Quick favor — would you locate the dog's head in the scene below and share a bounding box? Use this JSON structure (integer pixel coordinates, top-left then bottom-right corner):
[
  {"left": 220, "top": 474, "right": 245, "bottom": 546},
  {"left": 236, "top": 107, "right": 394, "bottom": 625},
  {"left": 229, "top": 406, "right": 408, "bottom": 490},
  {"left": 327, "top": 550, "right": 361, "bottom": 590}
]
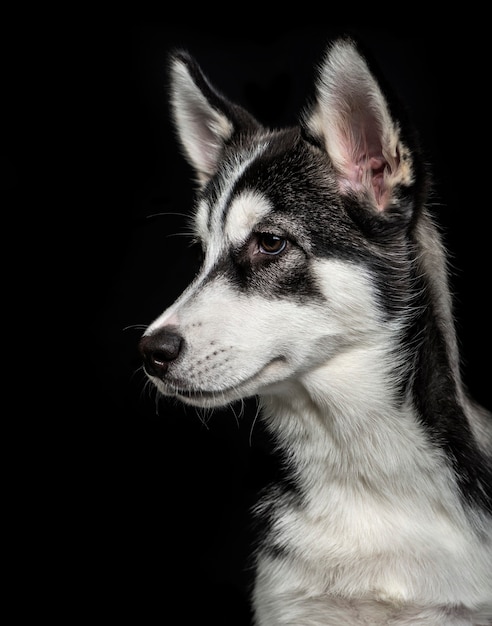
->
[{"left": 139, "top": 38, "right": 430, "bottom": 408}]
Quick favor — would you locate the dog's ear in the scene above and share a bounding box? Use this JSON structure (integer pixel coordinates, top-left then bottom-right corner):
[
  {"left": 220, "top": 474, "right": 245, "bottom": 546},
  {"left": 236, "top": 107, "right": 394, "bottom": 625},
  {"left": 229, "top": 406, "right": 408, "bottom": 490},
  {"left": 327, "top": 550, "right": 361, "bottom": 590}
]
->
[
  {"left": 303, "top": 38, "right": 414, "bottom": 213},
  {"left": 169, "top": 51, "right": 261, "bottom": 187}
]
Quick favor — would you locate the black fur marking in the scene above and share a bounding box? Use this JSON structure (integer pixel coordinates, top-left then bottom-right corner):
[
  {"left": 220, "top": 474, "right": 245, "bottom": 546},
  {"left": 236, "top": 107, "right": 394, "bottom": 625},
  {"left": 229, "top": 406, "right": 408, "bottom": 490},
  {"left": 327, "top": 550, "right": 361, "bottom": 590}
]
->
[
  {"left": 199, "top": 129, "right": 426, "bottom": 321},
  {"left": 202, "top": 242, "right": 326, "bottom": 303},
  {"left": 412, "top": 296, "right": 492, "bottom": 513}
]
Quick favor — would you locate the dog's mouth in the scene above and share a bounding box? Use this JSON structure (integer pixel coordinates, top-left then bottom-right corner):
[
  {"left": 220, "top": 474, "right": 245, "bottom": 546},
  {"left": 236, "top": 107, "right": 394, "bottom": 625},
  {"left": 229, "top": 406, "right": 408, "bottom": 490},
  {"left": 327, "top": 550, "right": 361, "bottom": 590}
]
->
[{"left": 150, "top": 355, "right": 288, "bottom": 406}]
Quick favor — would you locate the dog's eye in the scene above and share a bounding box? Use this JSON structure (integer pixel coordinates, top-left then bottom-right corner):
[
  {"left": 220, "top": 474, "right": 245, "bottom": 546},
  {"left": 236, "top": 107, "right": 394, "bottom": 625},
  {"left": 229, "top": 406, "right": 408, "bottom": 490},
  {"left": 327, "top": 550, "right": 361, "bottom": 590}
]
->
[{"left": 258, "top": 233, "right": 287, "bottom": 255}]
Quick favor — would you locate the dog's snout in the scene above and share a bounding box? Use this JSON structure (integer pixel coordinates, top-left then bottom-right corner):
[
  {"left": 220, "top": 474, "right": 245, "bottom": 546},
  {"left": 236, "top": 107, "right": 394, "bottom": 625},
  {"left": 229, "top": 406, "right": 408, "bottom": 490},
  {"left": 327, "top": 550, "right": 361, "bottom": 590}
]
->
[{"left": 139, "top": 327, "right": 183, "bottom": 378}]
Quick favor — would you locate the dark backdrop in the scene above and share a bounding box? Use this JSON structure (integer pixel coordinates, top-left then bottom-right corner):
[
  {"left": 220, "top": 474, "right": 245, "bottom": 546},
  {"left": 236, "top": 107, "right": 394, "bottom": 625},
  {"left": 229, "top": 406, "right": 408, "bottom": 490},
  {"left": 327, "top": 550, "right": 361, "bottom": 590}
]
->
[{"left": 24, "top": 21, "right": 489, "bottom": 624}]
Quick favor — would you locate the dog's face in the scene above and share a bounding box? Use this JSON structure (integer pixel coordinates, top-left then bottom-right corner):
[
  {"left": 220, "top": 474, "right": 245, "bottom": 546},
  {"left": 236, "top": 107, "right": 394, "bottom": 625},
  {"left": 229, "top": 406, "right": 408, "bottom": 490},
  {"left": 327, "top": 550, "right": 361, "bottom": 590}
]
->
[
  {"left": 141, "top": 131, "right": 385, "bottom": 407},
  {"left": 139, "top": 39, "right": 423, "bottom": 408}
]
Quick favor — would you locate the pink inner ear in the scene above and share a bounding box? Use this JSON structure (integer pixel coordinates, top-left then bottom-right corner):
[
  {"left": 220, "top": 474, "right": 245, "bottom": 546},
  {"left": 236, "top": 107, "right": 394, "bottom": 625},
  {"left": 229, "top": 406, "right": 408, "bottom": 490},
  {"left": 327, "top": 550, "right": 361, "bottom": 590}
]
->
[
  {"left": 341, "top": 116, "right": 398, "bottom": 211},
  {"left": 368, "top": 155, "right": 388, "bottom": 208}
]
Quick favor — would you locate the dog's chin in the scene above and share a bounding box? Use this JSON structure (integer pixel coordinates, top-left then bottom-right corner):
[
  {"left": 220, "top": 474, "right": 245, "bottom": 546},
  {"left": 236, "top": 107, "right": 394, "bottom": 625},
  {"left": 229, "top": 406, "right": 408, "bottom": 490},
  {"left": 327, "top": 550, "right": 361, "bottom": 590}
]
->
[
  {"left": 159, "top": 385, "right": 246, "bottom": 409},
  {"left": 149, "top": 356, "right": 289, "bottom": 408}
]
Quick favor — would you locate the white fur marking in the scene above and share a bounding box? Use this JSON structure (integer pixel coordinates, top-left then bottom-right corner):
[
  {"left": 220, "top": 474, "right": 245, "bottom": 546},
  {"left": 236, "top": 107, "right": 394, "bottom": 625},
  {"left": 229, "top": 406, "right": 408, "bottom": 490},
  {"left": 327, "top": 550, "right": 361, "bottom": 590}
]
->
[
  {"left": 193, "top": 143, "right": 269, "bottom": 251},
  {"left": 224, "top": 190, "right": 272, "bottom": 247}
]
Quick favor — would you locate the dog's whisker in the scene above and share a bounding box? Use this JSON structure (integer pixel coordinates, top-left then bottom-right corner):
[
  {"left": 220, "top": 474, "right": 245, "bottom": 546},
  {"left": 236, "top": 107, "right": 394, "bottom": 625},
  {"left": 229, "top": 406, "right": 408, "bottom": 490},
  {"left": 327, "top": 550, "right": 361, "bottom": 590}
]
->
[
  {"left": 230, "top": 402, "right": 241, "bottom": 428},
  {"left": 145, "top": 211, "right": 189, "bottom": 219},
  {"left": 153, "top": 390, "right": 162, "bottom": 417},
  {"left": 248, "top": 400, "right": 261, "bottom": 447},
  {"left": 122, "top": 324, "right": 148, "bottom": 332},
  {"left": 165, "top": 232, "right": 194, "bottom": 239},
  {"left": 194, "top": 405, "right": 211, "bottom": 429},
  {"left": 130, "top": 364, "right": 146, "bottom": 384}
]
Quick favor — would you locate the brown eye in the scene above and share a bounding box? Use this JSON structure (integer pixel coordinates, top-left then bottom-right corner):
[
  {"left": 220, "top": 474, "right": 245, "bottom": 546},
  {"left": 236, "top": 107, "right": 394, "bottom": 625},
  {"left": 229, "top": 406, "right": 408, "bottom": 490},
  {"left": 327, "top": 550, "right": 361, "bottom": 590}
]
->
[{"left": 258, "top": 233, "right": 287, "bottom": 255}]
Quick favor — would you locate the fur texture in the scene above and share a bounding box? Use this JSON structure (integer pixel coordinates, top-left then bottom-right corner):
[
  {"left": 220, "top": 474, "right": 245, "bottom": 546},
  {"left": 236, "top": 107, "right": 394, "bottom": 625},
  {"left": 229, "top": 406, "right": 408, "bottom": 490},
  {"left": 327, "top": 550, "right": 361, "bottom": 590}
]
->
[{"left": 139, "top": 37, "right": 492, "bottom": 624}]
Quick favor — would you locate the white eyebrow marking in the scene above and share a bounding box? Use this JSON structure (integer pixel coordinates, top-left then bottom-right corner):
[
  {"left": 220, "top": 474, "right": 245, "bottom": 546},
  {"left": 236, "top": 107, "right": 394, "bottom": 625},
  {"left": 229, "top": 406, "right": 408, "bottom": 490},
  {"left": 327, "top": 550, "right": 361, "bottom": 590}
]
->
[
  {"left": 193, "top": 141, "right": 270, "bottom": 267},
  {"left": 225, "top": 189, "right": 272, "bottom": 247}
]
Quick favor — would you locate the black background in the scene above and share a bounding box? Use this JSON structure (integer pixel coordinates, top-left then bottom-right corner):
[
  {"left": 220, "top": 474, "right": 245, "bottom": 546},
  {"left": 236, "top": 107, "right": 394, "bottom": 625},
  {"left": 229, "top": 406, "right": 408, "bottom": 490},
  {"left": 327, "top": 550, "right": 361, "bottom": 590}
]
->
[{"left": 7, "top": 19, "right": 491, "bottom": 624}]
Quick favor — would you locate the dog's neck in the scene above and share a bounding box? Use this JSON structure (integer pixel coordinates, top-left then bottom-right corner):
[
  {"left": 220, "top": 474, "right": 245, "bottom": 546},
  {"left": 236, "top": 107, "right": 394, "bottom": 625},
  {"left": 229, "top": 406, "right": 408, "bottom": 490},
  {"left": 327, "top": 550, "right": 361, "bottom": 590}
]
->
[
  {"left": 259, "top": 340, "right": 457, "bottom": 508},
  {"left": 254, "top": 214, "right": 490, "bottom": 513}
]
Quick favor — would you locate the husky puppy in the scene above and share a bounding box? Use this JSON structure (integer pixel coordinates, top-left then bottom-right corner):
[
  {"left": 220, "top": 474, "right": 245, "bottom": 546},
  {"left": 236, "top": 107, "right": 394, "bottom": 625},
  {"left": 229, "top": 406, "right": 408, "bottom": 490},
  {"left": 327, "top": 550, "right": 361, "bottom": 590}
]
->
[{"left": 139, "top": 37, "right": 492, "bottom": 625}]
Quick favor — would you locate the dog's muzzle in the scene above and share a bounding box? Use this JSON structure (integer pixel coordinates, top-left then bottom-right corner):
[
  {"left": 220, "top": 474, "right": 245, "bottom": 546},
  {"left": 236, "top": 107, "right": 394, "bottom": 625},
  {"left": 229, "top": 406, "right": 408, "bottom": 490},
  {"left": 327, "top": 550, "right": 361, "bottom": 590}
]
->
[{"left": 139, "top": 327, "right": 183, "bottom": 379}]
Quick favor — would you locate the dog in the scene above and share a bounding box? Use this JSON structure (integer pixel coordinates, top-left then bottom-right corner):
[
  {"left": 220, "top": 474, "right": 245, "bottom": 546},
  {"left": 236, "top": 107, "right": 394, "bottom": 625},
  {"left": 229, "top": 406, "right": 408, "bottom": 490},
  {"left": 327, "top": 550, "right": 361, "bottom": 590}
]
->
[{"left": 138, "top": 37, "right": 492, "bottom": 625}]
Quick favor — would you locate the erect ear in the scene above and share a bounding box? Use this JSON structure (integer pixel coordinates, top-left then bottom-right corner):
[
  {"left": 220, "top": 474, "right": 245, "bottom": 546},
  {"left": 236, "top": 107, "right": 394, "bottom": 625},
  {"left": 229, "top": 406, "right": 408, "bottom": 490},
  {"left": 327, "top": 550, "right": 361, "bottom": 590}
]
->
[
  {"left": 302, "top": 38, "right": 414, "bottom": 212},
  {"left": 169, "top": 51, "right": 261, "bottom": 187}
]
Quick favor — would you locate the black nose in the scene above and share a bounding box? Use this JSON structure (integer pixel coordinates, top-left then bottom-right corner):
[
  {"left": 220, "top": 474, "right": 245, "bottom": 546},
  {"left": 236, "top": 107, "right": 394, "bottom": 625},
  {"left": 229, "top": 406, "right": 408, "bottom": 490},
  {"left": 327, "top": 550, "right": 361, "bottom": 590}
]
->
[{"left": 139, "top": 327, "right": 183, "bottom": 378}]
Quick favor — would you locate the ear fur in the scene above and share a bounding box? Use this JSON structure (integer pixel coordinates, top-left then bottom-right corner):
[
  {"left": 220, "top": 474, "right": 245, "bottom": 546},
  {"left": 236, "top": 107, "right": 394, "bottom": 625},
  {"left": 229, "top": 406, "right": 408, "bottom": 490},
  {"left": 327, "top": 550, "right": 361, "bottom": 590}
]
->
[
  {"left": 169, "top": 51, "right": 260, "bottom": 187},
  {"left": 303, "top": 38, "right": 414, "bottom": 212}
]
